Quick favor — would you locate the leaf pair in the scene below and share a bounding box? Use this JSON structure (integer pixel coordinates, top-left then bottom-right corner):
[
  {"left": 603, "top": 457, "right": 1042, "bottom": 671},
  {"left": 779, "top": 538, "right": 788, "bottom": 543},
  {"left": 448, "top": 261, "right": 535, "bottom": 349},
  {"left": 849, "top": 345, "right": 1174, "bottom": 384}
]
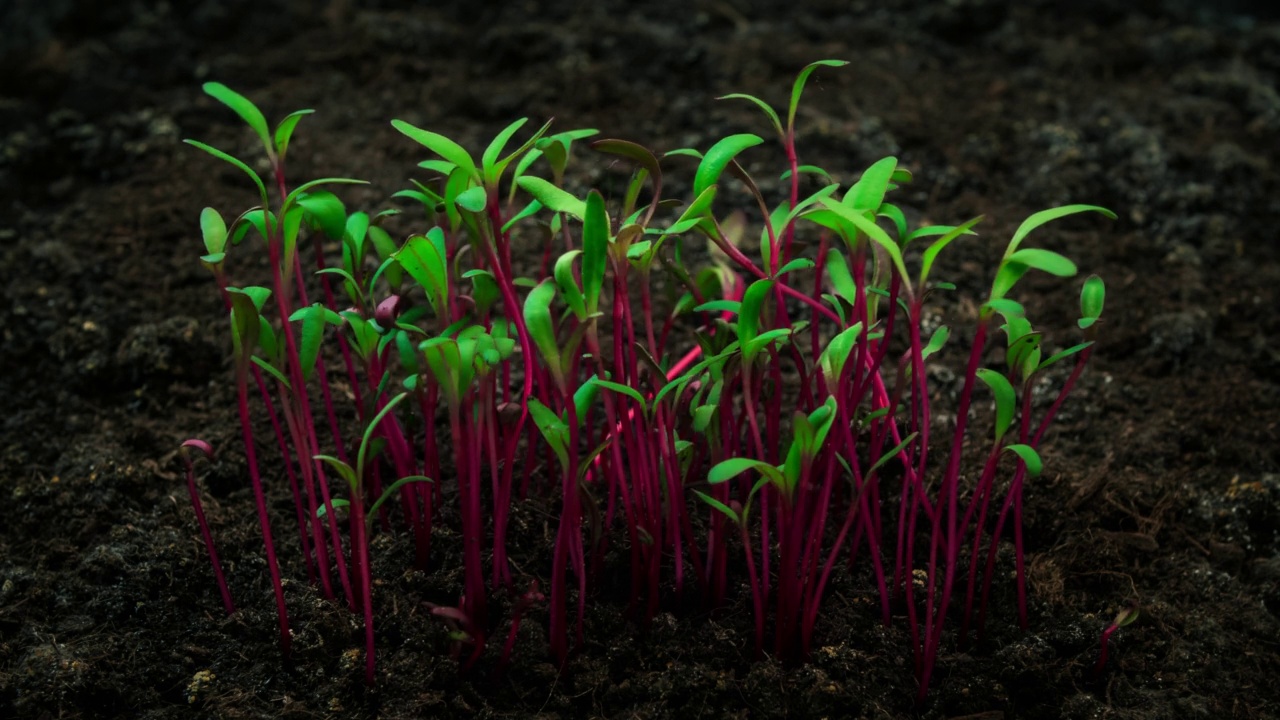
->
[
  {"left": 781, "top": 397, "right": 839, "bottom": 491},
  {"left": 526, "top": 378, "right": 602, "bottom": 475},
  {"left": 314, "top": 393, "right": 433, "bottom": 525},
  {"left": 718, "top": 58, "right": 849, "bottom": 139},
  {"left": 418, "top": 325, "right": 515, "bottom": 405},
  {"left": 227, "top": 286, "right": 272, "bottom": 365},
  {"left": 187, "top": 83, "right": 322, "bottom": 206},
  {"left": 988, "top": 205, "right": 1116, "bottom": 302},
  {"left": 701, "top": 396, "right": 839, "bottom": 517},
  {"left": 546, "top": 190, "right": 611, "bottom": 319},
  {"left": 393, "top": 227, "right": 449, "bottom": 318}
]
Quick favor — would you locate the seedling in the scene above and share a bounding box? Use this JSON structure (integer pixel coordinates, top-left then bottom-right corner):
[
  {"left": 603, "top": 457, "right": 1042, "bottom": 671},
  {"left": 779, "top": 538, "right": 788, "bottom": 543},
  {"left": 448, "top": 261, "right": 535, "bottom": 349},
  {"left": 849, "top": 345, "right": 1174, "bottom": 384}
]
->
[
  {"left": 315, "top": 392, "right": 432, "bottom": 684},
  {"left": 185, "top": 64, "right": 1112, "bottom": 701},
  {"left": 1094, "top": 605, "right": 1139, "bottom": 676},
  {"left": 178, "top": 439, "right": 234, "bottom": 615}
]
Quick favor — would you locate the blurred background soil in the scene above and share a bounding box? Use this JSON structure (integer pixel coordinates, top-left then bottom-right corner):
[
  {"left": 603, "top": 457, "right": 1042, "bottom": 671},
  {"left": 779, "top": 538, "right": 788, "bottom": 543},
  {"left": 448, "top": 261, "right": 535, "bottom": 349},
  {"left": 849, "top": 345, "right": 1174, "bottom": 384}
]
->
[{"left": 1, "top": 1, "right": 1278, "bottom": 717}]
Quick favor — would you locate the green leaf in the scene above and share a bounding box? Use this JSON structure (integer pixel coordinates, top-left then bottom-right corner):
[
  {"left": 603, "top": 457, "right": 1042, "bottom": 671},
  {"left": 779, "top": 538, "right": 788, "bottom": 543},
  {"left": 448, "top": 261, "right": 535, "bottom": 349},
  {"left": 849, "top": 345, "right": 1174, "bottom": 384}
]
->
[
  {"left": 821, "top": 294, "right": 847, "bottom": 324},
  {"left": 989, "top": 263, "right": 1028, "bottom": 301},
  {"left": 202, "top": 82, "right": 272, "bottom": 157},
  {"left": 692, "top": 490, "right": 740, "bottom": 526},
  {"left": 344, "top": 211, "right": 370, "bottom": 259},
  {"left": 1007, "top": 248, "right": 1077, "bottom": 277},
  {"left": 482, "top": 117, "right": 529, "bottom": 180},
  {"left": 825, "top": 252, "right": 858, "bottom": 307},
  {"left": 1006, "top": 204, "right": 1116, "bottom": 257},
  {"left": 515, "top": 176, "right": 586, "bottom": 219},
  {"left": 200, "top": 207, "right": 227, "bottom": 256},
  {"left": 718, "top": 93, "right": 783, "bottom": 137},
  {"left": 239, "top": 286, "right": 272, "bottom": 312},
  {"left": 743, "top": 327, "right": 792, "bottom": 359},
  {"left": 692, "top": 404, "right": 717, "bottom": 433},
  {"left": 976, "top": 368, "right": 1017, "bottom": 440},
  {"left": 184, "top": 140, "right": 267, "bottom": 205},
  {"left": 552, "top": 250, "right": 587, "bottom": 319},
  {"left": 391, "top": 119, "right": 480, "bottom": 183},
  {"left": 788, "top": 59, "right": 848, "bottom": 129},
  {"left": 492, "top": 117, "right": 554, "bottom": 189},
  {"left": 524, "top": 279, "right": 563, "bottom": 387},
  {"left": 568, "top": 376, "right": 601, "bottom": 427},
  {"left": 534, "top": 128, "right": 600, "bottom": 178},
  {"left": 393, "top": 228, "right": 449, "bottom": 315},
  {"left": 283, "top": 177, "right": 368, "bottom": 218},
  {"left": 693, "top": 299, "right": 741, "bottom": 315},
  {"left": 359, "top": 393, "right": 408, "bottom": 480},
  {"left": 780, "top": 164, "right": 834, "bottom": 183},
  {"left": 919, "top": 216, "right": 983, "bottom": 287},
  {"left": 783, "top": 413, "right": 810, "bottom": 489},
  {"left": 800, "top": 208, "right": 854, "bottom": 238},
  {"left": 441, "top": 166, "right": 470, "bottom": 233},
  {"left": 775, "top": 258, "right": 815, "bottom": 278},
  {"left": 694, "top": 134, "right": 764, "bottom": 198},
  {"left": 1003, "top": 443, "right": 1043, "bottom": 477},
  {"left": 845, "top": 157, "right": 897, "bottom": 213},
  {"left": 316, "top": 498, "right": 351, "bottom": 519},
  {"left": 369, "top": 475, "right": 433, "bottom": 523},
  {"left": 670, "top": 185, "right": 718, "bottom": 230},
  {"left": 368, "top": 226, "right": 403, "bottom": 289},
  {"left": 1038, "top": 341, "right": 1093, "bottom": 372},
  {"left": 594, "top": 379, "right": 648, "bottom": 417},
  {"left": 227, "top": 287, "right": 267, "bottom": 361},
  {"left": 297, "top": 190, "right": 347, "bottom": 240},
  {"left": 455, "top": 185, "right": 488, "bottom": 213},
  {"left": 866, "top": 432, "right": 919, "bottom": 479},
  {"left": 274, "top": 109, "right": 314, "bottom": 159},
  {"left": 250, "top": 356, "right": 289, "bottom": 386},
  {"left": 576, "top": 438, "right": 614, "bottom": 482},
  {"left": 819, "top": 322, "right": 863, "bottom": 389},
  {"left": 420, "top": 337, "right": 462, "bottom": 400},
  {"left": 501, "top": 199, "right": 544, "bottom": 234},
  {"left": 922, "top": 325, "right": 949, "bottom": 360},
  {"left": 459, "top": 268, "right": 498, "bottom": 315},
  {"left": 808, "top": 396, "right": 839, "bottom": 455},
  {"left": 1114, "top": 606, "right": 1140, "bottom": 628},
  {"left": 528, "top": 397, "right": 570, "bottom": 472},
  {"left": 879, "top": 202, "right": 908, "bottom": 242},
  {"left": 317, "top": 266, "right": 358, "bottom": 289},
  {"left": 296, "top": 304, "right": 328, "bottom": 383},
  {"left": 590, "top": 139, "right": 662, "bottom": 192},
  {"left": 1079, "top": 274, "right": 1105, "bottom": 330},
  {"left": 314, "top": 455, "right": 358, "bottom": 493},
  {"left": 816, "top": 198, "right": 911, "bottom": 291},
  {"left": 737, "top": 278, "right": 774, "bottom": 364},
  {"left": 708, "top": 457, "right": 786, "bottom": 491},
  {"left": 417, "top": 159, "right": 457, "bottom": 176},
  {"left": 582, "top": 189, "right": 609, "bottom": 312},
  {"left": 1006, "top": 331, "right": 1042, "bottom": 381},
  {"left": 982, "top": 298, "right": 1025, "bottom": 320}
]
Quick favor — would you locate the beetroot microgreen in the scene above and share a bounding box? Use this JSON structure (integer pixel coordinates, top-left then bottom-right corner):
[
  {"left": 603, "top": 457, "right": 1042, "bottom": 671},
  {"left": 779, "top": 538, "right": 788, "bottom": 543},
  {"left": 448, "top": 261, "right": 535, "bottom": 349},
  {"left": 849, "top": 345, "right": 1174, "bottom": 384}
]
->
[
  {"left": 185, "top": 70, "right": 1113, "bottom": 699},
  {"left": 1094, "top": 605, "right": 1139, "bottom": 676}
]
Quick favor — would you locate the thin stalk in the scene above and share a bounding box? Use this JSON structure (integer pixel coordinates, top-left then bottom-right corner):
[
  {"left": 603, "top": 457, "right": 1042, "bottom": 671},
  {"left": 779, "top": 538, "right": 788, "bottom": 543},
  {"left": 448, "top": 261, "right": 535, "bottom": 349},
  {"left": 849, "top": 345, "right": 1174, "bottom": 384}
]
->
[{"left": 235, "top": 368, "right": 291, "bottom": 655}]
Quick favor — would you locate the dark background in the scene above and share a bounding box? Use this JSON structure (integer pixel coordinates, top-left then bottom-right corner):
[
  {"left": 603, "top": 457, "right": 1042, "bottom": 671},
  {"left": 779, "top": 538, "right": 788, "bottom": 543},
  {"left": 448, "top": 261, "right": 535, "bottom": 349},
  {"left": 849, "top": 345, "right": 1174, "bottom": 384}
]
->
[{"left": 2, "top": 1, "right": 1278, "bottom": 718}]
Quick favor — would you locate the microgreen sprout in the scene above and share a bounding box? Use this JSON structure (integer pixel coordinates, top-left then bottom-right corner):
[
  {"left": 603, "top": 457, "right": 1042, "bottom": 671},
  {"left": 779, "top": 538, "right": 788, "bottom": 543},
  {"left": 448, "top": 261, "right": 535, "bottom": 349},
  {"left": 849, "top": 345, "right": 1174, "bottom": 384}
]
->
[
  {"left": 186, "top": 64, "right": 1112, "bottom": 699},
  {"left": 178, "top": 439, "right": 234, "bottom": 615},
  {"left": 1094, "top": 604, "right": 1139, "bottom": 676}
]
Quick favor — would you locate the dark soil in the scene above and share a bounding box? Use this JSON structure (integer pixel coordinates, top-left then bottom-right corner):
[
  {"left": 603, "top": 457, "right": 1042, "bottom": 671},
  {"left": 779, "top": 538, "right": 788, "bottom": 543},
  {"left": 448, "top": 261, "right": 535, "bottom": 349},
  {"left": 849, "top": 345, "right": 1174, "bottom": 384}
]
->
[{"left": 3, "top": 1, "right": 1279, "bottom": 717}]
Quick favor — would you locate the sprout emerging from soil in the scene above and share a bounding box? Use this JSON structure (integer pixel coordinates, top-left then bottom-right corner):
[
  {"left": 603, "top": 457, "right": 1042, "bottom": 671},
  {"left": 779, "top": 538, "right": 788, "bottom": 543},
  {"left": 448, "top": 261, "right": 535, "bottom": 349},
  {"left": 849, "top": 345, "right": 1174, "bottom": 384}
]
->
[{"left": 183, "top": 62, "right": 1113, "bottom": 699}]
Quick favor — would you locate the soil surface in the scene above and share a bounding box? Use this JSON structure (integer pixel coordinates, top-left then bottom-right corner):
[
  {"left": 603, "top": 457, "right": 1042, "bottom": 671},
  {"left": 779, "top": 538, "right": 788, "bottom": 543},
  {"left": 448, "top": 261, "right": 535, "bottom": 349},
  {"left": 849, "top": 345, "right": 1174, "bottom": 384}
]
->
[{"left": 3, "top": 1, "right": 1279, "bottom": 718}]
